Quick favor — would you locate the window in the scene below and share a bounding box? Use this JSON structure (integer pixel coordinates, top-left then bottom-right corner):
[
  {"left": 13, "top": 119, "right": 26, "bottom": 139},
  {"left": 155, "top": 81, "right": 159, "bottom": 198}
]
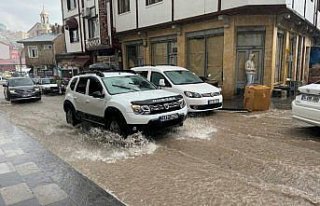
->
[
  {"left": 43, "top": 45, "right": 52, "bottom": 50},
  {"left": 28, "top": 46, "right": 38, "bottom": 58},
  {"left": 127, "top": 43, "right": 145, "bottom": 68},
  {"left": 136, "top": 71, "right": 148, "bottom": 79},
  {"left": 69, "top": 78, "right": 78, "bottom": 90},
  {"left": 88, "top": 77, "right": 103, "bottom": 97},
  {"left": 67, "top": 0, "right": 76, "bottom": 10},
  {"left": 150, "top": 72, "right": 171, "bottom": 87},
  {"left": 118, "top": 0, "right": 130, "bottom": 14},
  {"left": 88, "top": 17, "right": 99, "bottom": 38},
  {"left": 146, "top": 0, "right": 162, "bottom": 5},
  {"left": 151, "top": 40, "right": 177, "bottom": 65},
  {"left": 69, "top": 29, "right": 79, "bottom": 43},
  {"left": 76, "top": 77, "right": 88, "bottom": 94}
]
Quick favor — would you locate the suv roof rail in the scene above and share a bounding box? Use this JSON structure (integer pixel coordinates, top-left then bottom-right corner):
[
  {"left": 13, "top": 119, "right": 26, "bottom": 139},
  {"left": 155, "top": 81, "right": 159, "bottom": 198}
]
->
[
  {"left": 155, "top": 64, "right": 177, "bottom": 66},
  {"left": 79, "top": 69, "right": 136, "bottom": 77}
]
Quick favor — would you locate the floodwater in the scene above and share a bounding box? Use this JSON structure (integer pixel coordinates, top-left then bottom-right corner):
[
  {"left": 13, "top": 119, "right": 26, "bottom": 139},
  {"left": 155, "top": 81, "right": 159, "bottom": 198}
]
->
[{"left": 0, "top": 87, "right": 320, "bottom": 205}]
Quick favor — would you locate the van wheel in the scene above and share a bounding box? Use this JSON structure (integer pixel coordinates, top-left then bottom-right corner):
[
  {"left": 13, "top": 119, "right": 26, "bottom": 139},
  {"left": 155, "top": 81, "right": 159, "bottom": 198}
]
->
[{"left": 66, "top": 107, "right": 80, "bottom": 126}]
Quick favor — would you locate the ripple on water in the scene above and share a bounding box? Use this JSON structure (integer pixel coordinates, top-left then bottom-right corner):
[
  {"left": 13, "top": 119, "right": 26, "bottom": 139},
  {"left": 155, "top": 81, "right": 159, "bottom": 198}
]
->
[{"left": 68, "top": 127, "right": 158, "bottom": 163}]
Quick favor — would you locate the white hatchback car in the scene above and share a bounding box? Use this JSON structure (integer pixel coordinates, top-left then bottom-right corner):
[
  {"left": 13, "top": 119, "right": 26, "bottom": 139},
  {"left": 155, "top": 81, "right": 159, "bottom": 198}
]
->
[
  {"left": 292, "top": 81, "right": 320, "bottom": 126},
  {"left": 131, "top": 66, "right": 223, "bottom": 112}
]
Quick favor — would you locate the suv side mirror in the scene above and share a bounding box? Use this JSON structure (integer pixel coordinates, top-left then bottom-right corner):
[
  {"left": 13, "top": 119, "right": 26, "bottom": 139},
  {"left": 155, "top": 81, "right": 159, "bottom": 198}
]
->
[
  {"left": 2, "top": 82, "right": 8, "bottom": 87},
  {"left": 91, "top": 91, "right": 105, "bottom": 98},
  {"left": 159, "top": 79, "right": 166, "bottom": 87}
]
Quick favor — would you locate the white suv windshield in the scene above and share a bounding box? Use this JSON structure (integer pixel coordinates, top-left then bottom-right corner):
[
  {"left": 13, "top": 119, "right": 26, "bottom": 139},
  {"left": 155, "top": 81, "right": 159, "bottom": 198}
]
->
[
  {"left": 102, "top": 75, "right": 156, "bottom": 95},
  {"left": 164, "top": 70, "right": 203, "bottom": 85}
]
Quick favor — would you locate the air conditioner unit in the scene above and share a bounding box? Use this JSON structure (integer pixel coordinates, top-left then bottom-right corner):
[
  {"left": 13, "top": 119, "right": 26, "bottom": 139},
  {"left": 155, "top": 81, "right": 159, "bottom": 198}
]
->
[{"left": 83, "top": 8, "right": 91, "bottom": 18}]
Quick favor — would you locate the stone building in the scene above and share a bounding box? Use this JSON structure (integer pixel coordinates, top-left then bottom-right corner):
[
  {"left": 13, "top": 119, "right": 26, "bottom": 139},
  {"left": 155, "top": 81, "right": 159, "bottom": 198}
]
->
[
  {"left": 17, "top": 34, "right": 65, "bottom": 77},
  {"left": 112, "top": 0, "right": 320, "bottom": 98}
]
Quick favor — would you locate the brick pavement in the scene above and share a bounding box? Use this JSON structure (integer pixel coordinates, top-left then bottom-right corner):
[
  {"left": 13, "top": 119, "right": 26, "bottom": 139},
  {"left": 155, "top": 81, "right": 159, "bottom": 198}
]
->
[{"left": 0, "top": 112, "right": 125, "bottom": 206}]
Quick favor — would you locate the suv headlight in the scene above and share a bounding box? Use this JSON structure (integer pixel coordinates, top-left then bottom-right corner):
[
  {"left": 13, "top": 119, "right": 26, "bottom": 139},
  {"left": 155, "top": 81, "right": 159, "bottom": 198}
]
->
[
  {"left": 131, "top": 105, "right": 151, "bottom": 115},
  {"left": 34, "top": 87, "right": 40, "bottom": 92},
  {"left": 9, "top": 89, "right": 16, "bottom": 94},
  {"left": 184, "top": 91, "right": 201, "bottom": 98}
]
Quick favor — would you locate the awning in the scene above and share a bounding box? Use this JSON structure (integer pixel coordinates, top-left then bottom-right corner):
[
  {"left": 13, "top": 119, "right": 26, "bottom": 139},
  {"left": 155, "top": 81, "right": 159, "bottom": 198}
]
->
[
  {"left": 65, "top": 17, "right": 78, "bottom": 30},
  {"left": 71, "top": 56, "right": 90, "bottom": 67}
]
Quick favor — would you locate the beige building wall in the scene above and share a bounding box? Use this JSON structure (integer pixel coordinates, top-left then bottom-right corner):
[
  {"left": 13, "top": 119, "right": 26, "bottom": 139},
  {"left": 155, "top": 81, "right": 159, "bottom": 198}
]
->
[{"left": 118, "top": 14, "right": 314, "bottom": 98}]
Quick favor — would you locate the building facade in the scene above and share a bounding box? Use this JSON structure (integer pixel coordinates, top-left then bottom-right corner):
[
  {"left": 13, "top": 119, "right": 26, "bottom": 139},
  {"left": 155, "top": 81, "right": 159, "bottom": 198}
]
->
[
  {"left": 60, "top": 0, "right": 116, "bottom": 69},
  {"left": 17, "top": 34, "right": 65, "bottom": 77},
  {"left": 113, "top": 0, "right": 320, "bottom": 98}
]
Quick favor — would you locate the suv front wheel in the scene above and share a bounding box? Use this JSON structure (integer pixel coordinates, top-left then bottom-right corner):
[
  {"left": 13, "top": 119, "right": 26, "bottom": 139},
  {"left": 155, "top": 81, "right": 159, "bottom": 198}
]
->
[{"left": 106, "top": 115, "right": 128, "bottom": 136}]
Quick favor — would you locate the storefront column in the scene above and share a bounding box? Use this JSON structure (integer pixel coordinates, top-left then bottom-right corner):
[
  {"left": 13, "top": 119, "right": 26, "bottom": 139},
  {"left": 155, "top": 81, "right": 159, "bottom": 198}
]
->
[
  {"left": 177, "top": 28, "right": 186, "bottom": 67},
  {"left": 264, "top": 21, "right": 277, "bottom": 89},
  {"left": 282, "top": 31, "right": 290, "bottom": 84},
  {"left": 222, "top": 17, "right": 236, "bottom": 99}
]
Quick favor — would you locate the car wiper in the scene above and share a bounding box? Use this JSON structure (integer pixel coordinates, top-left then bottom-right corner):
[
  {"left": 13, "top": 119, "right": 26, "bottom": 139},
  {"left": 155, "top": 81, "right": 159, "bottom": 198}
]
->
[{"left": 112, "top": 84, "right": 140, "bottom": 91}]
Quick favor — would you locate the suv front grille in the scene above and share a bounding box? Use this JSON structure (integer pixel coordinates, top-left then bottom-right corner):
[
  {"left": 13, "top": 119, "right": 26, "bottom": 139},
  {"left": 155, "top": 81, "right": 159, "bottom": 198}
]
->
[{"left": 149, "top": 101, "right": 181, "bottom": 114}]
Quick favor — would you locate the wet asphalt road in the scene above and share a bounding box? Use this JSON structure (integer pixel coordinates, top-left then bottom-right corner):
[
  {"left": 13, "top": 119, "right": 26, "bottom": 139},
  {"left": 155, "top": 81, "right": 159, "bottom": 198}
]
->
[{"left": 0, "top": 87, "right": 320, "bottom": 205}]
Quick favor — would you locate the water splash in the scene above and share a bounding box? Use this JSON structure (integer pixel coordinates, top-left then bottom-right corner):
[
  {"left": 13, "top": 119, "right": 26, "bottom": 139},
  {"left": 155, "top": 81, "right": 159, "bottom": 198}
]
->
[{"left": 69, "top": 127, "right": 158, "bottom": 163}]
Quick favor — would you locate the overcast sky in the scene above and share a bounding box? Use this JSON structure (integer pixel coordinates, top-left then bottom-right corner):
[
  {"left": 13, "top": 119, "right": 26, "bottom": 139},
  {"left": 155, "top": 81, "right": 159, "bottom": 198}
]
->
[{"left": 0, "top": 0, "right": 62, "bottom": 32}]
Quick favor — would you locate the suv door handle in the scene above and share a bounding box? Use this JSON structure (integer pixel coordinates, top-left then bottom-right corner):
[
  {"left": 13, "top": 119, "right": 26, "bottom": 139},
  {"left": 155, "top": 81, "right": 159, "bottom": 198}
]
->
[
  {"left": 73, "top": 97, "right": 78, "bottom": 100},
  {"left": 85, "top": 100, "right": 90, "bottom": 103}
]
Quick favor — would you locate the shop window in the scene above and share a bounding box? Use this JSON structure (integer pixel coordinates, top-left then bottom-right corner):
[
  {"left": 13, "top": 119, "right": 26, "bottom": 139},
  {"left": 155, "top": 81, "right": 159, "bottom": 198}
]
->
[
  {"left": 275, "top": 32, "right": 285, "bottom": 84},
  {"left": 118, "top": 0, "right": 130, "bottom": 14},
  {"left": 187, "top": 30, "right": 224, "bottom": 85},
  {"left": 146, "top": 0, "right": 163, "bottom": 6},
  {"left": 67, "top": 0, "right": 76, "bottom": 10},
  {"left": 127, "top": 43, "right": 144, "bottom": 68},
  {"left": 28, "top": 46, "right": 38, "bottom": 58},
  {"left": 69, "top": 29, "right": 79, "bottom": 43},
  {"left": 152, "top": 40, "right": 177, "bottom": 65}
]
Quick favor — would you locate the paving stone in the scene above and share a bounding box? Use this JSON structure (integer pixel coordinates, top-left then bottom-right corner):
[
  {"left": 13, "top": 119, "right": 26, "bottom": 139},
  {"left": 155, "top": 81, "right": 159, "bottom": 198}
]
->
[
  {"left": 15, "top": 162, "right": 41, "bottom": 176},
  {"left": 47, "top": 198, "right": 77, "bottom": 206},
  {"left": 0, "top": 172, "right": 24, "bottom": 188},
  {"left": 33, "top": 183, "right": 68, "bottom": 206},
  {"left": 0, "top": 183, "right": 34, "bottom": 205},
  {"left": 11, "top": 198, "right": 41, "bottom": 206},
  {"left": 0, "top": 162, "right": 15, "bottom": 175},
  {"left": 23, "top": 172, "right": 53, "bottom": 188},
  {"left": 3, "top": 148, "right": 24, "bottom": 158}
]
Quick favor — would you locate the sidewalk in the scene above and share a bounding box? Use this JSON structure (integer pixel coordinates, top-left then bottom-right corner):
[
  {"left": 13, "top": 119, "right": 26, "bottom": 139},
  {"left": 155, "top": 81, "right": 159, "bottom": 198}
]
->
[{"left": 0, "top": 112, "right": 125, "bottom": 206}]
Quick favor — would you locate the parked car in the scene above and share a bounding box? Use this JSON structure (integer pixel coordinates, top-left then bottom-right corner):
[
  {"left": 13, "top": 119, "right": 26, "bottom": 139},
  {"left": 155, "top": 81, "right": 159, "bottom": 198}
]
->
[
  {"left": 3, "top": 77, "right": 41, "bottom": 102},
  {"left": 63, "top": 70, "right": 188, "bottom": 136},
  {"left": 131, "top": 66, "right": 223, "bottom": 112},
  {"left": 0, "top": 76, "right": 7, "bottom": 84},
  {"left": 292, "top": 81, "right": 320, "bottom": 126},
  {"left": 39, "top": 78, "right": 64, "bottom": 95}
]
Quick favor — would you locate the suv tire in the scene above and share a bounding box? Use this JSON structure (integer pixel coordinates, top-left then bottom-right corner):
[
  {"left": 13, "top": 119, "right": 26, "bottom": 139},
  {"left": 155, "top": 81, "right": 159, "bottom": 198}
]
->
[
  {"left": 106, "top": 115, "right": 128, "bottom": 136},
  {"left": 66, "top": 106, "right": 80, "bottom": 126}
]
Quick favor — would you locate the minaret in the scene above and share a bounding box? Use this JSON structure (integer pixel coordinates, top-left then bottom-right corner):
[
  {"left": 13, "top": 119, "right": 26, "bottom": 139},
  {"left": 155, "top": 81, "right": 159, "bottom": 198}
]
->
[{"left": 40, "top": 6, "right": 51, "bottom": 34}]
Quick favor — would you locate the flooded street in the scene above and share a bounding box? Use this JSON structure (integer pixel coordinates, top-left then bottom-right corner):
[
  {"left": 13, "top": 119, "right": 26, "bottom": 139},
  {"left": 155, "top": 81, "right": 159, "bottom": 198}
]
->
[{"left": 0, "top": 87, "right": 320, "bottom": 205}]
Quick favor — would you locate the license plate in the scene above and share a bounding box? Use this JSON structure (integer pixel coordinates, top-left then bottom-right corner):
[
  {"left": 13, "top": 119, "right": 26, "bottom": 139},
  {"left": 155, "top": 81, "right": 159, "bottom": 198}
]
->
[
  {"left": 208, "top": 99, "right": 219, "bottom": 104},
  {"left": 301, "top": 94, "right": 320, "bottom": 103},
  {"left": 160, "top": 114, "right": 179, "bottom": 122}
]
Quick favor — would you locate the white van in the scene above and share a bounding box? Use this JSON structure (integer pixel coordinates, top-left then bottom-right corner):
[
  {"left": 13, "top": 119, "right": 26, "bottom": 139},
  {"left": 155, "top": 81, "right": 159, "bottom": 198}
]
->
[{"left": 131, "top": 66, "right": 223, "bottom": 112}]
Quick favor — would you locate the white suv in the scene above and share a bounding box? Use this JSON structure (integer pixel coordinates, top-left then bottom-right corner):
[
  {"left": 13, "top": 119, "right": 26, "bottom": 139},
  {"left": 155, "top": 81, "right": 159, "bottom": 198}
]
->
[
  {"left": 63, "top": 70, "right": 187, "bottom": 135},
  {"left": 131, "top": 66, "right": 223, "bottom": 112}
]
